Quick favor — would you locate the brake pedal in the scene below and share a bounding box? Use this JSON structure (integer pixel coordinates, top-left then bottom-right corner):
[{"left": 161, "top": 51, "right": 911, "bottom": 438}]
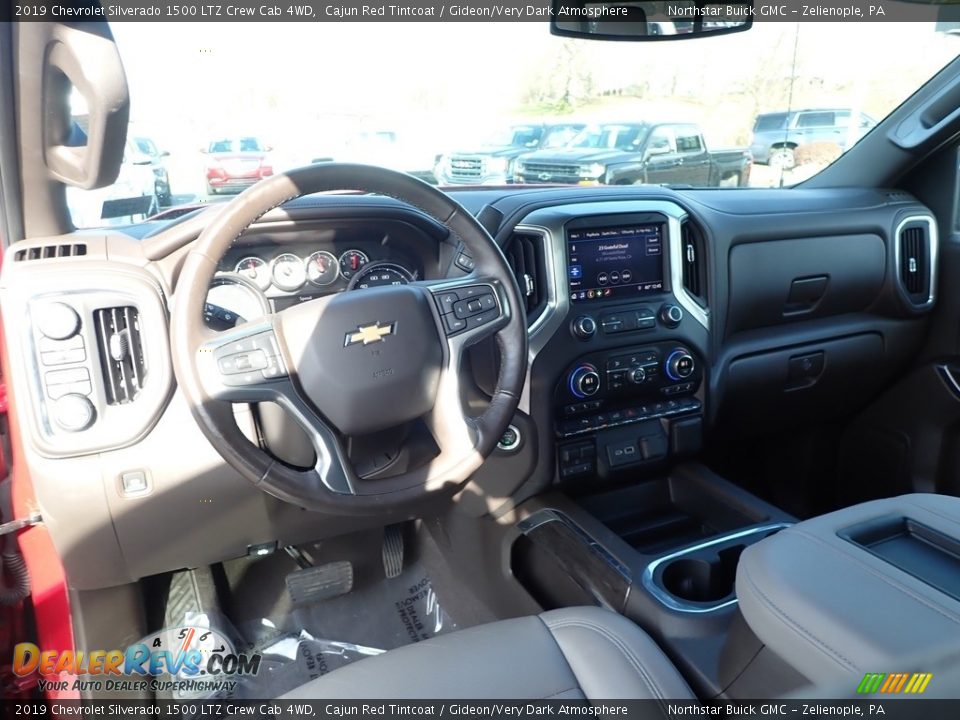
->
[
  {"left": 285, "top": 560, "right": 353, "bottom": 606},
  {"left": 382, "top": 524, "right": 405, "bottom": 579}
]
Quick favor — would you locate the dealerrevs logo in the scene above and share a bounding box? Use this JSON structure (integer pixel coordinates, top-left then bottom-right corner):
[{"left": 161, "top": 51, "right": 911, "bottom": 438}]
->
[{"left": 13, "top": 626, "right": 260, "bottom": 695}]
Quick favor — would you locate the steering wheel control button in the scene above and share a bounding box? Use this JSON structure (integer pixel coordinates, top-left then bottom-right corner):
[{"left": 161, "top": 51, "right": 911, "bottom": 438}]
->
[
  {"left": 497, "top": 425, "right": 522, "bottom": 452},
  {"left": 35, "top": 302, "right": 81, "bottom": 340},
  {"left": 665, "top": 349, "right": 695, "bottom": 381},
  {"left": 455, "top": 252, "right": 475, "bottom": 272},
  {"left": 436, "top": 292, "right": 460, "bottom": 314},
  {"left": 214, "top": 331, "right": 287, "bottom": 385},
  {"left": 52, "top": 393, "right": 96, "bottom": 432},
  {"left": 466, "top": 309, "right": 499, "bottom": 330},
  {"left": 569, "top": 364, "right": 601, "bottom": 399},
  {"left": 218, "top": 349, "right": 268, "bottom": 375},
  {"left": 434, "top": 285, "right": 500, "bottom": 336},
  {"left": 444, "top": 314, "right": 467, "bottom": 334}
]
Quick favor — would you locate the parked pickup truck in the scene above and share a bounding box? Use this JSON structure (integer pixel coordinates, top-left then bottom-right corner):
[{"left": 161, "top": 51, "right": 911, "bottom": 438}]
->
[
  {"left": 435, "top": 122, "right": 585, "bottom": 185},
  {"left": 513, "top": 121, "right": 751, "bottom": 187}
]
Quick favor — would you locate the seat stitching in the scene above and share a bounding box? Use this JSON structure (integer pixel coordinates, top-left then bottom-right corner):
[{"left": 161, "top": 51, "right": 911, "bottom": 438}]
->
[
  {"left": 542, "top": 687, "right": 581, "bottom": 699},
  {"left": 543, "top": 617, "right": 666, "bottom": 699},
  {"left": 740, "top": 561, "right": 858, "bottom": 671},
  {"left": 790, "top": 529, "right": 960, "bottom": 626}
]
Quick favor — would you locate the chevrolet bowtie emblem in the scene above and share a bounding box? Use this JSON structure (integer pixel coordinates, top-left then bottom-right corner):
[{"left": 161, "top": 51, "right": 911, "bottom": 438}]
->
[{"left": 345, "top": 321, "right": 396, "bottom": 347}]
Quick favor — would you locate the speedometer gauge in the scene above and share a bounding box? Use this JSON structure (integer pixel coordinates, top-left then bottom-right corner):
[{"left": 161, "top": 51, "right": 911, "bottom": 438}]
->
[
  {"left": 338, "top": 249, "right": 369, "bottom": 280},
  {"left": 306, "top": 251, "right": 338, "bottom": 286},
  {"left": 271, "top": 253, "right": 307, "bottom": 291},
  {"left": 234, "top": 256, "right": 271, "bottom": 291},
  {"left": 348, "top": 262, "right": 415, "bottom": 291}
]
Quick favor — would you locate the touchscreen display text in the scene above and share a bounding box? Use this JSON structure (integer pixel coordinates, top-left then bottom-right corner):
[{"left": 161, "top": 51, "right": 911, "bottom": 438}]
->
[{"left": 568, "top": 224, "right": 664, "bottom": 302}]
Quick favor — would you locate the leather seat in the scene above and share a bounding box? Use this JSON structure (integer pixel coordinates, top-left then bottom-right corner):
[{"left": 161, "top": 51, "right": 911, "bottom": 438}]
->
[{"left": 281, "top": 606, "right": 694, "bottom": 700}]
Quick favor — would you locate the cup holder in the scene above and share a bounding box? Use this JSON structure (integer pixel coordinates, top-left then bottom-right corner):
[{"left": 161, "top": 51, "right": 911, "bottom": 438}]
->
[{"left": 660, "top": 544, "right": 746, "bottom": 603}]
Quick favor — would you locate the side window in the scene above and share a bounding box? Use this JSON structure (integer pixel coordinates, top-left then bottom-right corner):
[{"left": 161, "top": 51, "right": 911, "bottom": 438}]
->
[
  {"left": 796, "top": 112, "right": 836, "bottom": 128},
  {"left": 833, "top": 111, "right": 852, "bottom": 128},
  {"left": 675, "top": 129, "right": 704, "bottom": 154},
  {"left": 647, "top": 127, "right": 677, "bottom": 155}
]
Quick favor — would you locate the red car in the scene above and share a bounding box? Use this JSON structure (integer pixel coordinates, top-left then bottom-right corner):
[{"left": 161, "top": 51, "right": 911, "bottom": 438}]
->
[{"left": 203, "top": 137, "right": 273, "bottom": 194}]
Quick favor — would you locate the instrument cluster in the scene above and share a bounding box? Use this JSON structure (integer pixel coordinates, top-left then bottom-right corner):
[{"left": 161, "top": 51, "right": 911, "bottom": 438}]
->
[{"left": 232, "top": 248, "right": 417, "bottom": 294}]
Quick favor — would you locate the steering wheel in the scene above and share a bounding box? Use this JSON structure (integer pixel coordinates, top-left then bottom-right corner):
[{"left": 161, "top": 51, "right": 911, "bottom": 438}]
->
[{"left": 170, "top": 164, "right": 527, "bottom": 514}]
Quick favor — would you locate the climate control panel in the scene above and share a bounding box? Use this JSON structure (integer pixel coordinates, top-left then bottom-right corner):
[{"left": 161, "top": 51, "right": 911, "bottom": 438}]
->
[
  {"left": 558, "top": 342, "right": 702, "bottom": 413},
  {"left": 554, "top": 342, "right": 704, "bottom": 480}
]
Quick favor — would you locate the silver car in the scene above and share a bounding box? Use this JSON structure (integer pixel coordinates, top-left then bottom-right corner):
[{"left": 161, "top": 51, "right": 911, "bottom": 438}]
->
[{"left": 750, "top": 108, "right": 876, "bottom": 169}]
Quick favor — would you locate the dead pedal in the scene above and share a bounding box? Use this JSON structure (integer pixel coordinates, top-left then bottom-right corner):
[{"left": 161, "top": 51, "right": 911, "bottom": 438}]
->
[
  {"left": 285, "top": 560, "right": 354, "bottom": 606},
  {"left": 382, "top": 524, "right": 405, "bottom": 579}
]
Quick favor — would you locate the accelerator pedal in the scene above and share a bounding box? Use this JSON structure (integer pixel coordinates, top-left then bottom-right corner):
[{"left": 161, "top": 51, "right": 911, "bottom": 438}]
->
[
  {"left": 285, "top": 560, "right": 354, "bottom": 606},
  {"left": 382, "top": 524, "right": 405, "bottom": 579}
]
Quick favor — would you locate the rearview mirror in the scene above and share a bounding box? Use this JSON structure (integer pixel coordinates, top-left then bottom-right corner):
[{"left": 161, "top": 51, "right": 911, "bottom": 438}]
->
[{"left": 551, "top": 0, "right": 753, "bottom": 41}]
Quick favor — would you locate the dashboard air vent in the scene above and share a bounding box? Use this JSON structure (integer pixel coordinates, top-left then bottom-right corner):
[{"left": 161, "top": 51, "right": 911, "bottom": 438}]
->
[
  {"left": 13, "top": 243, "right": 87, "bottom": 262},
  {"left": 898, "top": 222, "right": 931, "bottom": 305},
  {"left": 94, "top": 306, "right": 147, "bottom": 405},
  {"left": 680, "top": 220, "right": 708, "bottom": 308},
  {"left": 505, "top": 232, "right": 548, "bottom": 322}
]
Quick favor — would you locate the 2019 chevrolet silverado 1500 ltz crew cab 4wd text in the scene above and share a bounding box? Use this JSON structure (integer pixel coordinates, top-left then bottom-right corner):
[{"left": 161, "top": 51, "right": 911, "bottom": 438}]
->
[{"left": 5, "top": 2, "right": 960, "bottom": 709}]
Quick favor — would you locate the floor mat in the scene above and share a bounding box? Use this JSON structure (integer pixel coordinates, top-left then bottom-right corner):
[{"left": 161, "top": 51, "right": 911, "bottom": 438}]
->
[
  {"left": 238, "top": 559, "right": 455, "bottom": 697},
  {"left": 185, "top": 536, "right": 460, "bottom": 699}
]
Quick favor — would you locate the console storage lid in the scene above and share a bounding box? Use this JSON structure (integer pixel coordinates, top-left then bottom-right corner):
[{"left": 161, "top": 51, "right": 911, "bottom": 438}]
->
[{"left": 735, "top": 494, "right": 960, "bottom": 684}]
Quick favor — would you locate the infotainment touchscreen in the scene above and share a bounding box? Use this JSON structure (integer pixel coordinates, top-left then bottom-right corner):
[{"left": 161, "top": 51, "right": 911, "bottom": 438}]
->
[{"left": 567, "top": 224, "right": 664, "bottom": 302}]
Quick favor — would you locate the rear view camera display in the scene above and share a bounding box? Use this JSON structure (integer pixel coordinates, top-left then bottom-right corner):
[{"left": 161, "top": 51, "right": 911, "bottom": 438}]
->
[{"left": 567, "top": 224, "right": 664, "bottom": 302}]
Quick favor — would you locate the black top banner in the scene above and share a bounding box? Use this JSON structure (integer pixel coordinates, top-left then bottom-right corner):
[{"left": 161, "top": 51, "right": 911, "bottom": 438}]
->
[{"left": 4, "top": 0, "right": 960, "bottom": 22}]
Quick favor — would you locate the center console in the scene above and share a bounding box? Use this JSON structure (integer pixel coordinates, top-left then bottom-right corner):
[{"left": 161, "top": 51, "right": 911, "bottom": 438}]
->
[
  {"left": 525, "top": 208, "right": 708, "bottom": 485},
  {"left": 736, "top": 493, "right": 960, "bottom": 685},
  {"left": 504, "top": 202, "right": 796, "bottom": 697}
]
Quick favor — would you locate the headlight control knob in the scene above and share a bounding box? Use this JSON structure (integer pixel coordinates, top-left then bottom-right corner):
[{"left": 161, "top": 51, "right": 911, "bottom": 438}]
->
[
  {"left": 36, "top": 302, "right": 81, "bottom": 340},
  {"left": 665, "top": 349, "right": 695, "bottom": 381},
  {"left": 569, "top": 364, "right": 601, "bottom": 398}
]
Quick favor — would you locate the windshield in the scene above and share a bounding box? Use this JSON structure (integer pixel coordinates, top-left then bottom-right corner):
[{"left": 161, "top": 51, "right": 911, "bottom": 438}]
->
[{"left": 67, "top": 21, "right": 960, "bottom": 227}]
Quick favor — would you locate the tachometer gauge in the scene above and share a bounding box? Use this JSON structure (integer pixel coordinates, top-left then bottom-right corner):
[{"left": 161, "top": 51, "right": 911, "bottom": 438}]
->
[
  {"left": 234, "top": 256, "right": 271, "bottom": 291},
  {"left": 271, "top": 252, "right": 307, "bottom": 291},
  {"left": 348, "top": 262, "right": 415, "bottom": 291},
  {"left": 338, "top": 249, "right": 369, "bottom": 280},
  {"left": 306, "top": 250, "right": 339, "bottom": 287}
]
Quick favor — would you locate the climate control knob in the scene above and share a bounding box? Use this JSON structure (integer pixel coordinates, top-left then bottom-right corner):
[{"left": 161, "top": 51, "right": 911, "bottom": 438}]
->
[
  {"left": 571, "top": 315, "right": 597, "bottom": 340},
  {"left": 665, "top": 349, "right": 695, "bottom": 381},
  {"left": 569, "top": 364, "right": 601, "bottom": 398},
  {"left": 629, "top": 367, "right": 646, "bottom": 384},
  {"left": 659, "top": 303, "right": 683, "bottom": 329}
]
